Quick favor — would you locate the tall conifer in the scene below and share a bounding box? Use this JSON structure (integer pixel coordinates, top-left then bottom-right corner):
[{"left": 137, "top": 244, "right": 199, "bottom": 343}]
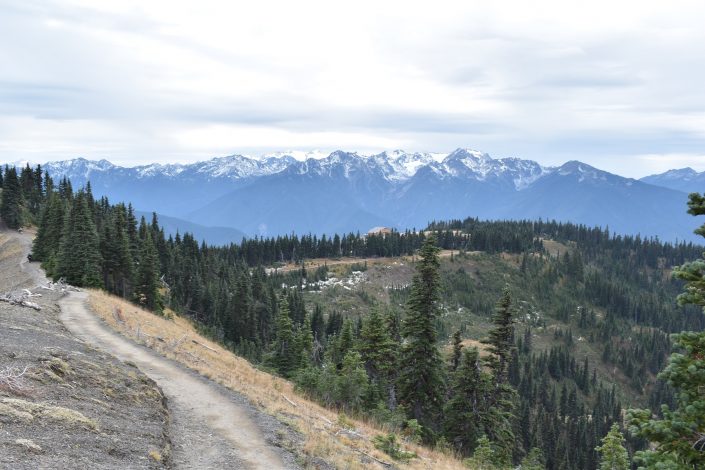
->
[
  {"left": 135, "top": 234, "right": 162, "bottom": 312},
  {"left": 0, "top": 166, "right": 23, "bottom": 229},
  {"left": 398, "top": 235, "right": 445, "bottom": 438},
  {"left": 57, "top": 192, "right": 102, "bottom": 287}
]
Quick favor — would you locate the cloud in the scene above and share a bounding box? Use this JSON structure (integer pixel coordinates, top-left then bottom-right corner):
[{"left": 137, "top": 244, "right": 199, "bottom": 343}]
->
[{"left": 1, "top": 0, "right": 705, "bottom": 176}]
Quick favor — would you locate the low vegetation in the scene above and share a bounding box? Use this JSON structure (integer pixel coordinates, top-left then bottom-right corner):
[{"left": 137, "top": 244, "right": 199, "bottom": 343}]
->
[
  {"left": 0, "top": 398, "right": 98, "bottom": 430},
  {"left": 88, "top": 288, "right": 468, "bottom": 469}
]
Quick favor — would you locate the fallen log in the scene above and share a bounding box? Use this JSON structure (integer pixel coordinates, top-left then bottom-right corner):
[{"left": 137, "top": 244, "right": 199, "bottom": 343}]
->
[
  {"left": 191, "top": 339, "right": 217, "bottom": 352},
  {"left": 0, "top": 291, "right": 42, "bottom": 310},
  {"left": 281, "top": 394, "right": 299, "bottom": 408}
]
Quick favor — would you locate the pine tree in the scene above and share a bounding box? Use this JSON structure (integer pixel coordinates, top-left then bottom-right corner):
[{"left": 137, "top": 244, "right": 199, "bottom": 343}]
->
[
  {"left": 0, "top": 166, "right": 23, "bottom": 229},
  {"left": 595, "top": 424, "right": 629, "bottom": 470},
  {"left": 398, "top": 235, "right": 445, "bottom": 438}
]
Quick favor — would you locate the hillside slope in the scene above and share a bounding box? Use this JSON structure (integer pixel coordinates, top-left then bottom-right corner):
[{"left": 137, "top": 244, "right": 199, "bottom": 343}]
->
[
  {"left": 0, "top": 229, "right": 170, "bottom": 469},
  {"left": 85, "top": 289, "right": 470, "bottom": 470}
]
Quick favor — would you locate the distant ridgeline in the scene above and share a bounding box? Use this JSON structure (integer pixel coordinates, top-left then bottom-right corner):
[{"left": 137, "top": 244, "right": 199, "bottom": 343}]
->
[{"left": 4, "top": 166, "right": 705, "bottom": 469}]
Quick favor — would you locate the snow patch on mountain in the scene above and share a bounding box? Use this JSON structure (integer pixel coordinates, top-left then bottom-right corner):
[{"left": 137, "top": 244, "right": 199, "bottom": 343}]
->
[
  {"left": 370, "top": 150, "right": 448, "bottom": 181},
  {"left": 43, "top": 158, "right": 116, "bottom": 180},
  {"left": 646, "top": 167, "right": 698, "bottom": 181},
  {"left": 11, "top": 148, "right": 648, "bottom": 193}
]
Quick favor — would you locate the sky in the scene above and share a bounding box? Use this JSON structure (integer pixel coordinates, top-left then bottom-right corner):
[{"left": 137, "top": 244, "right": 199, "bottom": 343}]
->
[{"left": 2, "top": 0, "right": 705, "bottom": 177}]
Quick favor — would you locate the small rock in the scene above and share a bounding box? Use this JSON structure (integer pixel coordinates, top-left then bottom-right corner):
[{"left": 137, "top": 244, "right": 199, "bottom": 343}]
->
[{"left": 15, "top": 438, "right": 42, "bottom": 452}]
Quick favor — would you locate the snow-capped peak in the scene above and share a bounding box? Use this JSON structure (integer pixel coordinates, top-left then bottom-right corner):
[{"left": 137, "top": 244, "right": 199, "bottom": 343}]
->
[
  {"left": 367, "top": 150, "right": 448, "bottom": 181},
  {"left": 12, "top": 148, "right": 562, "bottom": 190},
  {"left": 647, "top": 167, "right": 698, "bottom": 180}
]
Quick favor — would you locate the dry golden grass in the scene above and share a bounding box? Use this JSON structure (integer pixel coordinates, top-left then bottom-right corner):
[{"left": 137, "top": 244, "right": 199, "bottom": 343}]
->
[
  {"left": 459, "top": 339, "right": 491, "bottom": 355},
  {"left": 273, "top": 249, "right": 459, "bottom": 274},
  {"left": 0, "top": 233, "right": 22, "bottom": 263},
  {"left": 88, "top": 289, "right": 470, "bottom": 470},
  {"left": 541, "top": 239, "right": 572, "bottom": 258},
  {"left": 0, "top": 397, "right": 98, "bottom": 430}
]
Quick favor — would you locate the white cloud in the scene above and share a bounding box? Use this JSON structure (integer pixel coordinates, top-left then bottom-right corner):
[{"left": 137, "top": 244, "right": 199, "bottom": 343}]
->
[{"left": 1, "top": 0, "right": 705, "bottom": 176}]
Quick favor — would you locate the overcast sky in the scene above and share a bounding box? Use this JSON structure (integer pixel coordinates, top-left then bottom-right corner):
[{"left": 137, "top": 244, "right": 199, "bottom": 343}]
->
[{"left": 2, "top": 0, "right": 705, "bottom": 177}]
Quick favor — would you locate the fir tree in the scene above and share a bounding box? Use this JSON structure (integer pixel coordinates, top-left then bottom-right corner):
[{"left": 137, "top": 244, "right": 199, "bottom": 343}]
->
[
  {"left": 627, "top": 192, "right": 705, "bottom": 469},
  {"left": 331, "top": 318, "right": 355, "bottom": 369},
  {"left": 484, "top": 286, "right": 515, "bottom": 383},
  {"left": 56, "top": 192, "right": 102, "bottom": 287},
  {"left": 335, "top": 351, "right": 369, "bottom": 412},
  {"left": 310, "top": 304, "right": 325, "bottom": 343},
  {"left": 481, "top": 289, "right": 519, "bottom": 464},
  {"left": 295, "top": 316, "right": 314, "bottom": 369},
  {"left": 398, "top": 235, "right": 446, "bottom": 438},
  {"left": 359, "top": 308, "right": 398, "bottom": 408},
  {"left": 32, "top": 192, "right": 65, "bottom": 266},
  {"left": 520, "top": 447, "right": 545, "bottom": 470},
  {"left": 627, "top": 331, "right": 705, "bottom": 469},
  {"left": 134, "top": 234, "right": 162, "bottom": 312},
  {"left": 444, "top": 347, "right": 491, "bottom": 455},
  {"left": 270, "top": 296, "right": 296, "bottom": 377},
  {"left": 451, "top": 330, "right": 463, "bottom": 371},
  {"left": 0, "top": 166, "right": 23, "bottom": 229},
  {"left": 464, "top": 435, "right": 502, "bottom": 470},
  {"left": 111, "top": 205, "right": 135, "bottom": 298},
  {"left": 595, "top": 424, "right": 629, "bottom": 470}
]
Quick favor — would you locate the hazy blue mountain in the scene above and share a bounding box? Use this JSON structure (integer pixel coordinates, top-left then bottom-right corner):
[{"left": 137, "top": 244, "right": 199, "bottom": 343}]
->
[
  {"left": 506, "top": 162, "right": 694, "bottom": 242},
  {"left": 12, "top": 149, "right": 701, "bottom": 243},
  {"left": 38, "top": 155, "right": 295, "bottom": 217},
  {"left": 640, "top": 168, "right": 705, "bottom": 194},
  {"left": 189, "top": 152, "right": 393, "bottom": 235},
  {"left": 134, "top": 211, "right": 245, "bottom": 245}
]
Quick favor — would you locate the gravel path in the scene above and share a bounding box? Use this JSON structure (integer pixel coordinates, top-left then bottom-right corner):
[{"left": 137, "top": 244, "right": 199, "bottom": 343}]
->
[
  {"left": 59, "top": 292, "right": 288, "bottom": 470},
  {"left": 9, "top": 229, "right": 295, "bottom": 470}
]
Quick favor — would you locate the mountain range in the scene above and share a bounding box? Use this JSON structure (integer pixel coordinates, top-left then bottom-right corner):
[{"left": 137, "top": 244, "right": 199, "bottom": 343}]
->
[
  {"left": 6, "top": 149, "right": 703, "bottom": 244},
  {"left": 640, "top": 167, "right": 705, "bottom": 194}
]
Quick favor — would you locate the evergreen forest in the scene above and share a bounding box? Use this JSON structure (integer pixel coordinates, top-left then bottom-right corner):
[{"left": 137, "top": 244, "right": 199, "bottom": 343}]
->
[{"left": 2, "top": 163, "right": 704, "bottom": 469}]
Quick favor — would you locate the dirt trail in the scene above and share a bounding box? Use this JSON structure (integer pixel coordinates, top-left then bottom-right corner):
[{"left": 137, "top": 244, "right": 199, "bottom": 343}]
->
[
  {"left": 59, "top": 293, "right": 287, "bottom": 469},
  {"left": 10, "top": 229, "right": 291, "bottom": 470}
]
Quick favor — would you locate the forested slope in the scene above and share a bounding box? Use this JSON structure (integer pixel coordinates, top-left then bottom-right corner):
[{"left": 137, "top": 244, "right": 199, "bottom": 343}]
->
[{"left": 2, "top": 163, "right": 704, "bottom": 469}]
